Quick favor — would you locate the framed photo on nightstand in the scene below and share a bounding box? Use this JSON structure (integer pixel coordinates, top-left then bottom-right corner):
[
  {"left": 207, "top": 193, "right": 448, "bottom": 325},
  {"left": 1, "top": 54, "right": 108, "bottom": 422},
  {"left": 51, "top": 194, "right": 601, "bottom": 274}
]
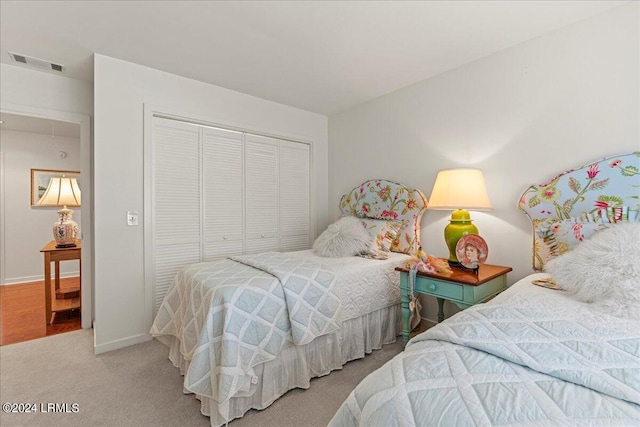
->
[{"left": 456, "top": 234, "right": 488, "bottom": 270}]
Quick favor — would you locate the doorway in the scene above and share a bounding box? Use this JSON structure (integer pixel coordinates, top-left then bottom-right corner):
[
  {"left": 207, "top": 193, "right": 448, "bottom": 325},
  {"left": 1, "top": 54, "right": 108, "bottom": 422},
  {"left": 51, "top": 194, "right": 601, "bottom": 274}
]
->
[{"left": 0, "top": 104, "right": 92, "bottom": 343}]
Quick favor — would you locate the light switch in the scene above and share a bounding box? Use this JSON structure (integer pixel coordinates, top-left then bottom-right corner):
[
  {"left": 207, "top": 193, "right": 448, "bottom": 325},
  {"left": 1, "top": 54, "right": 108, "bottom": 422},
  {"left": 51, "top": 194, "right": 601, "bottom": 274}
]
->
[{"left": 127, "top": 211, "right": 139, "bottom": 226}]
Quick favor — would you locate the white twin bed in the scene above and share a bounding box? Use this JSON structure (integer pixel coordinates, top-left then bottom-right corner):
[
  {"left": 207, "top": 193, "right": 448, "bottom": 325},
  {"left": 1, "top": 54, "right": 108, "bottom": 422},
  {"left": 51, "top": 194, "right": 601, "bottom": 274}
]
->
[
  {"left": 151, "top": 179, "right": 428, "bottom": 425},
  {"left": 330, "top": 270, "right": 640, "bottom": 426}
]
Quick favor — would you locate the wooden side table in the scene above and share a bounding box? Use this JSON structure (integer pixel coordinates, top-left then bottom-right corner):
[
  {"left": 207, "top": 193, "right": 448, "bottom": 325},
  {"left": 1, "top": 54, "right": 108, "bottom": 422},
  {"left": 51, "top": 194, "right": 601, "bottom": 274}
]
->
[
  {"left": 40, "top": 240, "right": 81, "bottom": 325},
  {"left": 397, "top": 263, "right": 512, "bottom": 345}
]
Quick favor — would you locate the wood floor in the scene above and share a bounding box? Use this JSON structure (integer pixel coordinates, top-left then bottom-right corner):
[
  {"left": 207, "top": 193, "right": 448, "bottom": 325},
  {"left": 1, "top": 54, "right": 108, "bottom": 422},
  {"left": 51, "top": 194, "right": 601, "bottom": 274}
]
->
[{"left": 0, "top": 277, "right": 81, "bottom": 346}]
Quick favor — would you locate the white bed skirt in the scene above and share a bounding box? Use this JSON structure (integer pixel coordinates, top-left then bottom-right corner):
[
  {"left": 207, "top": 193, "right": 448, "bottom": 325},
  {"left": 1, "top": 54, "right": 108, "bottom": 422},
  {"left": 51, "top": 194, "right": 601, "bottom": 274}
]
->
[{"left": 159, "top": 303, "right": 401, "bottom": 426}]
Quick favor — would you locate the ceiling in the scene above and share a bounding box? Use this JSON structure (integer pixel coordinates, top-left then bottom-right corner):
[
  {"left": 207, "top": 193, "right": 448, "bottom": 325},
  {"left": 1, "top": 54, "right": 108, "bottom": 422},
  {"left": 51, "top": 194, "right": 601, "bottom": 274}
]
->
[{"left": 0, "top": 1, "right": 629, "bottom": 116}]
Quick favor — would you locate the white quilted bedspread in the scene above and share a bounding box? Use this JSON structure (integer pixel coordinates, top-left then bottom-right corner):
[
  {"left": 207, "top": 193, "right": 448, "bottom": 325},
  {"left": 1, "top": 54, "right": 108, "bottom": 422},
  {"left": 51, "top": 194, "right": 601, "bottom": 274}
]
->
[
  {"left": 150, "top": 252, "right": 340, "bottom": 404},
  {"left": 230, "top": 252, "right": 341, "bottom": 345},
  {"left": 330, "top": 277, "right": 640, "bottom": 426}
]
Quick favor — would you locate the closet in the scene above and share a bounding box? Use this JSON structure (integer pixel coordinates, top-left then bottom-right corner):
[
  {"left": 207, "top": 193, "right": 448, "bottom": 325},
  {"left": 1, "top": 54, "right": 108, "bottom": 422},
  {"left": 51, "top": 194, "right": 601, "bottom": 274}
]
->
[{"left": 150, "top": 117, "right": 311, "bottom": 314}]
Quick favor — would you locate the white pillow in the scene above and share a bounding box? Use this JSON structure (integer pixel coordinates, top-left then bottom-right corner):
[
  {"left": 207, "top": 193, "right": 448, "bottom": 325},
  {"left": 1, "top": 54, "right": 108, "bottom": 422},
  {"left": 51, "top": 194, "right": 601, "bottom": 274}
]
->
[
  {"left": 312, "top": 216, "right": 373, "bottom": 258},
  {"left": 545, "top": 222, "right": 640, "bottom": 317}
]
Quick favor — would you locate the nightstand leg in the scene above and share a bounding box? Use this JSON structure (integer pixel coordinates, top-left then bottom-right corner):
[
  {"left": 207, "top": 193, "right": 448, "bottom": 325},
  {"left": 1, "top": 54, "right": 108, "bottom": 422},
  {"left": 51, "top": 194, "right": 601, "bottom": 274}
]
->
[
  {"left": 400, "top": 274, "right": 411, "bottom": 347},
  {"left": 437, "top": 298, "right": 445, "bottom": 323},
  {"left": 44, "top": 254, "right": 52, "bottom": 326}
]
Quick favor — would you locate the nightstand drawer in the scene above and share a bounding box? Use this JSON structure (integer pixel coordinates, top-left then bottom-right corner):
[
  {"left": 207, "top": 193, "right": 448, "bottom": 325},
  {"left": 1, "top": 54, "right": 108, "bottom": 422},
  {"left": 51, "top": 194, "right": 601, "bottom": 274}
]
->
[{"left": 416, "top": 278, "right": 464, "bottom": 300}]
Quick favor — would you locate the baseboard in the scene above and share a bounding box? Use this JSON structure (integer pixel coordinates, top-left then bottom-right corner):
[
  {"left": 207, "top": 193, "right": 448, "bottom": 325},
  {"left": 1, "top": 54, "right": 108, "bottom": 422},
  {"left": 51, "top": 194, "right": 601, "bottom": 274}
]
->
[
  {"left": 93, "top": 330, "right": 152, "bottom": 355},
  {"left": 2, "top": 272, "right": 81, "bottom": 286}
]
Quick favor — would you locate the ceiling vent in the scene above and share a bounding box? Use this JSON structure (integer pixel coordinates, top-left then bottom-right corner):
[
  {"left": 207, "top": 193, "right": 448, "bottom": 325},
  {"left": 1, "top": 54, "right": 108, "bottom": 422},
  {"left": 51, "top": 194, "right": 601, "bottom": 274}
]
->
[{"left": 8, "top": 51, "right": 64, "bottom": 73}]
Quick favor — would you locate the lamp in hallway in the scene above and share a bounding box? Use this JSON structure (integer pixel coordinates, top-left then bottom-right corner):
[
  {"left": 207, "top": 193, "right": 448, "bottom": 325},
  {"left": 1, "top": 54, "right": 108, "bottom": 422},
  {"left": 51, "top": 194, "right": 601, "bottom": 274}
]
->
[
  {"left": 36, "top": 176, "right": 81, "bottom": 248},
  {"left": 428, "top": 168, "right": 492, "bottom": 266}
]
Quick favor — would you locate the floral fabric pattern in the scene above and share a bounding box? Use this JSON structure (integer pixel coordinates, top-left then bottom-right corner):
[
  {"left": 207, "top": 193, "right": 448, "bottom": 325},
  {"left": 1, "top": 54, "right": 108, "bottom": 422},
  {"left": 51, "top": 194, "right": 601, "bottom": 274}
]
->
[
  {"left": 339, "top": 180, "right": 428, "bottom": 254},
  {"left": 359, "top": 218, "right": 402, "bottom": 253},
  {"left": 519, "top": 152, "right": 640, "bottom": 270}
]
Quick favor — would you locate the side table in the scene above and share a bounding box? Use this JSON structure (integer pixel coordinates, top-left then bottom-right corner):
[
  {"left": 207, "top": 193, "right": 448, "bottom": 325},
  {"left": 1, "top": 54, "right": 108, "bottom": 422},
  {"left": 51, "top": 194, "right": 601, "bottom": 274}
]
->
[
  {"left": 40, "top": 240, "right": 81, "bottom": 325},
  {"left": 397, "top": 263, "right": 512, "bottom": 345}
]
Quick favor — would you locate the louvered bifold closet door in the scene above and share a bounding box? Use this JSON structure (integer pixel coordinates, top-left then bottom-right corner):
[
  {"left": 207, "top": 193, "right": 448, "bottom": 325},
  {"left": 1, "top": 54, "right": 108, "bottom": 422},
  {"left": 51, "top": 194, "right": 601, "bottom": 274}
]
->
[
  {"left": 245, "top": 135, "right": 279, "bottom": 254},
  {"left": 279, "top": 141, "right": 310, "bottom": 251},
  {"left": 203, "top": 127, "right": 244, "bottom": 260},
  {"left": 152, "top": 118, "right": 202, "bottom": 314}
]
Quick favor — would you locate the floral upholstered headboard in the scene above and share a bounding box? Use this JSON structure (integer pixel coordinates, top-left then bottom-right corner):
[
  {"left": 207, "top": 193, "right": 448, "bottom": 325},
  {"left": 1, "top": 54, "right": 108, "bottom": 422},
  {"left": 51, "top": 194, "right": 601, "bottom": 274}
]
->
[
  {"left": 519, "top": 152, "right": 640, "bottom": 271},
  {"left": 339, "top": 179, "right": 428, "bottom": 255}
]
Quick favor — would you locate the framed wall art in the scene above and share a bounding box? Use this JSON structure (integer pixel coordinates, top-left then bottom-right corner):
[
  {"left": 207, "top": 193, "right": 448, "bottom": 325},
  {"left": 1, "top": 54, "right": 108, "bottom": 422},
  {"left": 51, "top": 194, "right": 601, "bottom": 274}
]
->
[{"left": 30, "top": 168, "right": 81, "bottom": 206}]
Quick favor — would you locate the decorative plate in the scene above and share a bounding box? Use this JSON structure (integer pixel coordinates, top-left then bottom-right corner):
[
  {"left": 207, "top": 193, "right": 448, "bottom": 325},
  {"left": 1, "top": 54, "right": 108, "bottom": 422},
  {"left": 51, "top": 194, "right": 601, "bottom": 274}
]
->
[{"left": 456, "top": 234, "right": 488, "bottom": 269}]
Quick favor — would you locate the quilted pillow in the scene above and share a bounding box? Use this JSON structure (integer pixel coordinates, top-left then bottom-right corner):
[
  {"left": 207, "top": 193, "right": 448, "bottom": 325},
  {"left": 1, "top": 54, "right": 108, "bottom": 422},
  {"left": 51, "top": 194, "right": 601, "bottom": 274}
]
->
[
  {"left": 312, "top": 216, "right": 373, "bottom": 258},
  {"left": 360, "top": 218, "right": 402, "bottom": 252},
  {"left": 545, "top": 222, "right": 640, "bottom": 317}
]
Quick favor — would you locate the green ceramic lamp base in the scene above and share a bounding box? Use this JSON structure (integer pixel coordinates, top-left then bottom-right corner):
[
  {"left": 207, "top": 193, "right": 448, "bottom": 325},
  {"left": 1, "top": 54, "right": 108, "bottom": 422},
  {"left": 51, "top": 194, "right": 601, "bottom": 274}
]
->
[{"left": 444, "top": 209, "right": 479, "bottom": 264}]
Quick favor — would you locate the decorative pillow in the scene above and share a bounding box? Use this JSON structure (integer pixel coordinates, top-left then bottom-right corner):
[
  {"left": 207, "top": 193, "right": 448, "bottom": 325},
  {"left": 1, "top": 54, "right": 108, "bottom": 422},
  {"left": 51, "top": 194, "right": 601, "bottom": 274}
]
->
[
  {"left": 544, "top": 222, "right": 640, "bottom": 317},
  {"left": 312, "top": 216, "right": 373, "bottom": 258},
  {"left": 360, "top": 218, "right": 402, "bottom": 252}
]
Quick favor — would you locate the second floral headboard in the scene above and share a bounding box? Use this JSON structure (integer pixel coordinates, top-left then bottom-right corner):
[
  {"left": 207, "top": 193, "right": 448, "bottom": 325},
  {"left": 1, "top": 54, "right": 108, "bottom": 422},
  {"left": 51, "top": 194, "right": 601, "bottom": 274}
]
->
[
  {"left": 519, "top": 152, "right": 640, "bottom": 271},
  {"left": 339, "top": 179, "right": 428, "bottom": 255}
]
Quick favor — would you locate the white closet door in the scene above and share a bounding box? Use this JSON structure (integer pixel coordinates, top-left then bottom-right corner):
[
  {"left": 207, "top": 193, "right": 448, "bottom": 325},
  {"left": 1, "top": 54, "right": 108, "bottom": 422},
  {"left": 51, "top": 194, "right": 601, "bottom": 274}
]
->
[
  {"left": 152, "top": 118, "right": 201, "bottom": 314},
  {"left": 279, "top": 141, "right": 310, "bottom": 252},
  {"left": 245, "top": 134, "right": 278, "bottom": 254},
  {"left": 203, "top": 127, "right": 244, "bottom": 260}
]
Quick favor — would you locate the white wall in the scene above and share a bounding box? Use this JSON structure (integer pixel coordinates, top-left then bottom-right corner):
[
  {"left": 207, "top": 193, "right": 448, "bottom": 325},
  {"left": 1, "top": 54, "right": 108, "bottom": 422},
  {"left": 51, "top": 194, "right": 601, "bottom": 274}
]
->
[
  {"left": 93, "top": 55, "right": 328, "bottom": 353},
  {"left": 0, "top": 64, "right": 94, "bottom": 114},
  {"left": 329, "top": 3, "right": 639, "bottom": 323},
  {"left": 1, "top": 129, "right": 81, "bottom": 284}
]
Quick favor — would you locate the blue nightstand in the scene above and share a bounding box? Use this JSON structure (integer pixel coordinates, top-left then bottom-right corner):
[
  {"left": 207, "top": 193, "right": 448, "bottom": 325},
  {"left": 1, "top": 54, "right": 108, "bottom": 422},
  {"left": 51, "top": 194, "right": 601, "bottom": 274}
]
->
[{"left": 397, "top": 263, "right": 512, "bottom": 345}]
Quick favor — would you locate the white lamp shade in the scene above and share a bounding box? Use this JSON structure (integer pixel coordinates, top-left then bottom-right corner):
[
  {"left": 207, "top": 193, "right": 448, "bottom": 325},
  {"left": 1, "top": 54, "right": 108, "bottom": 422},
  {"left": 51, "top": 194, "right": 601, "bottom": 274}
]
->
[
  {"left": 36, "top": 177, "right": 81, "bottom": 207},
  {"left": 428, "top": 168, "right": 492, "bottom": 211}
]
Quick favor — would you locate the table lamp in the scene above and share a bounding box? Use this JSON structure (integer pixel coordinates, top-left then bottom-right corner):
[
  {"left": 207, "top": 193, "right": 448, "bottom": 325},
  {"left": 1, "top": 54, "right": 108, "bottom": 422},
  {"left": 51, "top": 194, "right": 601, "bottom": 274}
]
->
[
  {"left": 36, "top": 176, "right": 81, "bottom": 248},
  {"left": 428, "top": 168, "right": 492, "bottom": 266}
]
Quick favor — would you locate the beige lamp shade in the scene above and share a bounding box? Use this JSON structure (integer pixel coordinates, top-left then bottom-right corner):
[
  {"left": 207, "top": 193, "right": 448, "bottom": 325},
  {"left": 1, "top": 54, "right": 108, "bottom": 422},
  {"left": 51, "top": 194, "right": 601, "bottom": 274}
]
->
[
  {"left": 428, "top": 168, "right": 492, "bottom": 211},
  {"left": 36, "top": 177, "right": 81, "bottom": 207}
]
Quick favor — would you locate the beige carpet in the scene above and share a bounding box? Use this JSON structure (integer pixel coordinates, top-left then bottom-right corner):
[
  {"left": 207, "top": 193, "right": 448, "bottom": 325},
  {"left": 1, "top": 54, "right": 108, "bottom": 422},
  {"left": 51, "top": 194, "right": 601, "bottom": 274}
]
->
[{"left": 0, "top": 330, "right": 403, "bottom": 426}]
